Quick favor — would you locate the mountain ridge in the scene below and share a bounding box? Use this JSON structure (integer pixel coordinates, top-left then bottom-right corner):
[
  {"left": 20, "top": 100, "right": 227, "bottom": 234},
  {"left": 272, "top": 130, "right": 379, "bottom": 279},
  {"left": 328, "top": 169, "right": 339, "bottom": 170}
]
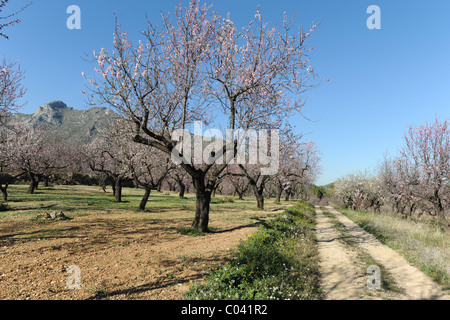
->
[{"left": 9, "top": 100, "right": 112, "bottom": 144}]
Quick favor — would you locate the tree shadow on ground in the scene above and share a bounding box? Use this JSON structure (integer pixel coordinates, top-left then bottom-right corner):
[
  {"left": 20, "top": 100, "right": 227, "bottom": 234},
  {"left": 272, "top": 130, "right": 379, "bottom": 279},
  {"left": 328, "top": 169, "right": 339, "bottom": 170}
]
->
[
  {"left": 85, "top": 274, "right": 204, "bottom": 300},
  {"left": 209, "top": 220, "right": 264, "bottom": 234}
]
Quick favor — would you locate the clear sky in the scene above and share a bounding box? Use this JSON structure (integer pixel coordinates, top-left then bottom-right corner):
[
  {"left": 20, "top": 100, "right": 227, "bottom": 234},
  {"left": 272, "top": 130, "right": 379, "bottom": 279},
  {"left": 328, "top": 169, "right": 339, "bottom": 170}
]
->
[{"left": 1, "top": 0, "right": 449, "bottom": 186}]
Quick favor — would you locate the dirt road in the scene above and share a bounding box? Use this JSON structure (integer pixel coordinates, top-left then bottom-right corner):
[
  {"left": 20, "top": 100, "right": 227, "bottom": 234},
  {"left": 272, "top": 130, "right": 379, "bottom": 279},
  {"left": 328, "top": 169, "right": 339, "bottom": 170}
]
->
[{"left": 316, "top": 206, "right": 450, "bottom": 300}]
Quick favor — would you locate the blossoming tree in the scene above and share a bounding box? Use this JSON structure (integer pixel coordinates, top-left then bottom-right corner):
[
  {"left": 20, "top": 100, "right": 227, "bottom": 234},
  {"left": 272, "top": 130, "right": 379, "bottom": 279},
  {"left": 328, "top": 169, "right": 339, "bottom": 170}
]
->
[
  {"left": 87, "top": 0, "right": 318, "bottom": 231},
  {"left": 0, "top": 58, "right": 26, "bottom": 125},
  {"left": 394, "top": 118, "right": 449, "bottom": 224}
]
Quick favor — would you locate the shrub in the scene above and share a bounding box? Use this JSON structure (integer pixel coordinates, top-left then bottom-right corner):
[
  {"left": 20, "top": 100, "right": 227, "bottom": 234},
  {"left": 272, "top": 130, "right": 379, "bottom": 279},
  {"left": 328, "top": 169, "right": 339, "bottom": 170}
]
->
[
  {"left": 177, "top": 227, "right": 205, "bottom": 237},
  {"left": 0, "top": 202, "right": 9, "bottom": 212},
  {"left": 211, "top": 197, "right": 234, "bottom": 204}
]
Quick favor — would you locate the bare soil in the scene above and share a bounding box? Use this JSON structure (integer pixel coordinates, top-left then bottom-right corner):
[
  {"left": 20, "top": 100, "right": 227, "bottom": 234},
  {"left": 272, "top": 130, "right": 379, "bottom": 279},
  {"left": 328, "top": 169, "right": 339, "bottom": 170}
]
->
[{"left": 0, "top": 187, "right": 286, "bottom": 300}]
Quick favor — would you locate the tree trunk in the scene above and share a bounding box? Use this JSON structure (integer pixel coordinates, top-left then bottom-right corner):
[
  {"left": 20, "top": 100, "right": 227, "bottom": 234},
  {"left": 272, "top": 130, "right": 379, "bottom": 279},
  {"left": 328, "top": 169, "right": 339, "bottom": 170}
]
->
[
  {"left": 437, "top": 211, "right": 449, "bottom": 227},
  {"left": 27, "top": 173, "right": 38, "bottom": 194},
  {"left": 0, "top": 185, "right": 7, "bottom": 202},
  {"left": 407, "top": 203, "right": 415, "bottom": 222},
  {"left": 114, "top": 179, "right": 122, "bottom": 202},
  {"left": 285, "top": 189, "right": 293, "bottom": 201},
  {"left": 178, "top": 182, "right": 186, "bottom": 198},
  {"left": 43, "top": 176, "right": 49, "bottom": 187},
  {"left": 192, "top": 177, "right": 211, "bottom": 232},
  {"left": 275, "top": 187, "right": 282, "bottom": 203},
  {"left": 256, "top": 192, "right": 264, "bottom": 209},
  {"left": 249, "top": 181, "right": 265, "bottom": 210},
  {"left": 253, "top": 185, "right": 264, "bottom": 209},
  {"left": 139, "top": 187, "right": 151, "bottom": 211},
  {"left": 435, "top": 197, "right": 449, "bottom": 227}
]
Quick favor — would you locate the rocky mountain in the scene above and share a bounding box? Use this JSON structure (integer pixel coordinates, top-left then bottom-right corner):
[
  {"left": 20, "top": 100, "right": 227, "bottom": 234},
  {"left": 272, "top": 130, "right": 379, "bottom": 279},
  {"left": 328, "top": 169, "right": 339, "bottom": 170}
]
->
[{"left": 9, "top": 101, "right": 113, "bottom": 144}]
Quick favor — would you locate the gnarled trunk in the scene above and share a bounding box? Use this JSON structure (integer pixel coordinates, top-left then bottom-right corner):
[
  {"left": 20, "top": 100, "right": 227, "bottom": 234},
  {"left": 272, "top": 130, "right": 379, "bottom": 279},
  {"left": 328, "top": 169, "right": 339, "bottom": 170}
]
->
[
  {"left": 285, "top": 191, "right": 290, "bottom": 201},
  {"left": 256, "top": 192, "right": 264, "bottom": 209},
  {"left": 192, "top": 176, "right": 211, "bottom": 232},
  {"left": 139, "top": 187, "right": 151, "bottom": 211},
  {"left": 434, "top": 196, "right": 449, "bottom": 227},
  {"left": 27, "top": 173, "right": 38, "bottom": 194},
  {"left": 0, "top": 185, "right": 7, "bottom": 201},
  {"left": 236, "top": 189, "right": 244, "bottom": 200},
  {"left": 275, "top": 186, "right": 282, "bottom": 203},
  {"left": 178, "top": 181, "right": 186, "bottom": 198},
  {"left": 114, "top": 178, "right": 122, "bottom": 202},
  {"left": 251, "top": 184, "right": 264, "bottom": 210},
  {"left": 43, "top": 176, "right": 50, "bottom": 187},
  {"left": 249, "top": 180, "right": 265, "bottom": 210}
]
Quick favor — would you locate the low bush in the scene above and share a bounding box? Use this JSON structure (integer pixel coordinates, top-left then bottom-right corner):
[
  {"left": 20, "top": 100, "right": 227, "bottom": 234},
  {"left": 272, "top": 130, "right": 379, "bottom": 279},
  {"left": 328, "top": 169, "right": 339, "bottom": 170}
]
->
[
  {"left": 211, "top": 197, "right": 234, "bottom": 204},
  {"left": 177, "top": 227, "right": 205, "bottom": 237},
  {"left": 0, "top": 202, "right": 9, "bottom": 212},
  {"left": 183, "top": 200, "right": 321, "bottom": 300}
]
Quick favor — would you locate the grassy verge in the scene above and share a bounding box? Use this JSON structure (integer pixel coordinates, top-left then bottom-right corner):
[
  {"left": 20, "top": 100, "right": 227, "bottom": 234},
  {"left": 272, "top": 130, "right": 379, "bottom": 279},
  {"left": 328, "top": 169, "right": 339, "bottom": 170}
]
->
[
  {"left": 183, "top": 200, "right": 321, "bottom": 300},
  {"left": 340, "top": 209, "right": 450, "bottom": 290}
]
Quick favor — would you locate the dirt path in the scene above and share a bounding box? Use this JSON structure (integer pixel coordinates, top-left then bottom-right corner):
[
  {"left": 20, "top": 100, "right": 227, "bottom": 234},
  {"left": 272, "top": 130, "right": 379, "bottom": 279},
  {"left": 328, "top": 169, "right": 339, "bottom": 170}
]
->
[
  {"left": 315, "top": 207, "right": 365, "bottom": 299},
  {"left": 316, "top": 206, "right": 450, "bottom": 300}
]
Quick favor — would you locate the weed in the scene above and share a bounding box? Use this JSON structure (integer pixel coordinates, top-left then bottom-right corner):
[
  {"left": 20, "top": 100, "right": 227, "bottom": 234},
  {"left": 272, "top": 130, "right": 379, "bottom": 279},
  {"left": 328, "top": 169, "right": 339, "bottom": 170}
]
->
[
  {"left": 177, "top": 227, "right": 205, "bottom": 237},
  {"left": 0, "top": 202, "right": 9, "bottom": 212}
]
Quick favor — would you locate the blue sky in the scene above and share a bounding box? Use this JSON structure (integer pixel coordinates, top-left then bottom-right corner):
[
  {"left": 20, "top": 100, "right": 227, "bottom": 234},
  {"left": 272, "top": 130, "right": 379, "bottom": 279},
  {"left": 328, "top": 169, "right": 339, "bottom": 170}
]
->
[{"left": 2, "top": 0, "right": 449, "bottom": 186}]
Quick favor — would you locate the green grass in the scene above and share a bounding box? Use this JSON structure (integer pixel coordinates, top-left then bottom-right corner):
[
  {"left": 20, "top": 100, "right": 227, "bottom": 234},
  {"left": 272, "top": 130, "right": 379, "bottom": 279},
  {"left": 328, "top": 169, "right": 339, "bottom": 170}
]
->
[
  {"left": 183, "top": 200, "right": 321, "bottom": 300},
  {"left": 0, "top": 184, "right": 290, "bottom": 248},
  {"left": 1, "top": 185, "right": 287, "bottom": 221},
  {"left": 177, "top": 227, "right": 205, "bottom": 237},
  {"left": 340, "top": 208, "right": 450, "bottom": 290}
]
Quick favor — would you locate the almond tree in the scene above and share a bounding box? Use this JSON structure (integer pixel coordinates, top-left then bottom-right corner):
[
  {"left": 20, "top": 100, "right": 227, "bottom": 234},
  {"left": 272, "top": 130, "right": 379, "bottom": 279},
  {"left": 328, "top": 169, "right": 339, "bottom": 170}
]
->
[
  {"left": 0, "top": 0, "right": 31, "bottom": 39},
  {"left": 128, "top": 142, "right": 175, "bottom": 210},
  {"left": 87, "top": 0, "right": 318, "bottom": 231},
  {"left": 291, "top": 141, "right": 322, "bottom": 200},
  {"left": 1, "top": 2, "right": 29, "bottom": 124},
  {"left": 271, "top": 133, "right": 321, "bottom": 203},
  {"left": 334, "top": 170, "right": 385, "bottom": 212},
  {"left": 0, "top": 172, "right": 14, "bottom": 201},
  {"left": 0, "top": 58, "right": 26, "bottom": 125},
  {"left": 2, "top": 123, "right": 74, "bottom": 194},
  {"left": 86, "top": 122, "right": 176, "bottom": 209},
  {"left": 86, "top": 134, "right": 132, "bottom": 202},
  {"left": 223, "top": 165, "right": 250, "bottom": 200},
  {"left": 378, "top": 154, "right": 417, "bottom": 216},
  {"left": 395, "top": 118, "right": 449, "bottom": 224},
  {"left": 169, "top": 167, "right": 191, "bottom": 198}
]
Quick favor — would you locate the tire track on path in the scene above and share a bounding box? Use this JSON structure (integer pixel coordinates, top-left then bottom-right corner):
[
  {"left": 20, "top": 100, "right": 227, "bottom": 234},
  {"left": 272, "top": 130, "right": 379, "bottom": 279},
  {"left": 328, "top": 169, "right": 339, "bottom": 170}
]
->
[
  {"left": 322, "top": 206, "right": 449, "bottom": 300},
  {"left": 315, "top": 207, "right": 365, "bottom": 299}
]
